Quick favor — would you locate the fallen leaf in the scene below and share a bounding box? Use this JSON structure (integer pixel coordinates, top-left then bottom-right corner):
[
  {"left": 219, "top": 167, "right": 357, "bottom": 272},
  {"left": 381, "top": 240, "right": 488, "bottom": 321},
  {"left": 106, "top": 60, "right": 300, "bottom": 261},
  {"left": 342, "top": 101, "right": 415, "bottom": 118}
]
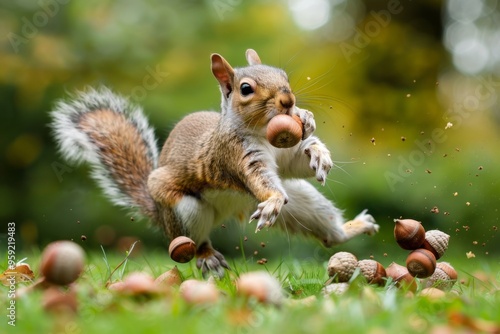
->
[
  {"left": 448, "top": 311, "right": 500, "bottom": 333},
  {"left": 0, "top": 263, "right": 35, "bottom": 285}
]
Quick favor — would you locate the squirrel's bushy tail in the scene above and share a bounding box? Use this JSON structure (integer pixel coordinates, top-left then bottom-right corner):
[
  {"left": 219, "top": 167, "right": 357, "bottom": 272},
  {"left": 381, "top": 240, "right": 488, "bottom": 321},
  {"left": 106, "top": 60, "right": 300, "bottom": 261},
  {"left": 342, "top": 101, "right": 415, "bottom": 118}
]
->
[{"left": 50, "top": 87, "right": 159, "bottom": 221}]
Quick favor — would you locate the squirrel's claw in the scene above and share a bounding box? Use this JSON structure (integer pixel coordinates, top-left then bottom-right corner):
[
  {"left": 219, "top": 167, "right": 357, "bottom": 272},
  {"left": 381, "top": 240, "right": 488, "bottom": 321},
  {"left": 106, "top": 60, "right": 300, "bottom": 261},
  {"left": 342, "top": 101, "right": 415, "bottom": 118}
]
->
[
  {"left": 255, "top": 220, "right": 272, "bottom": 233},
  {"left": 196, "top": 245, "right": 230, "bottom": 278},
  {"left": 295, "top": 107, "right": 316, "bottom": 139},
  {"left": 250, "top": 196, "right": 285, "bottom": 233},
  {"left": 249, "top": 209, "right": 261, "bottom": 222},
  {"left": 304, "top": 143, "right": 333, "bottom": 186}
]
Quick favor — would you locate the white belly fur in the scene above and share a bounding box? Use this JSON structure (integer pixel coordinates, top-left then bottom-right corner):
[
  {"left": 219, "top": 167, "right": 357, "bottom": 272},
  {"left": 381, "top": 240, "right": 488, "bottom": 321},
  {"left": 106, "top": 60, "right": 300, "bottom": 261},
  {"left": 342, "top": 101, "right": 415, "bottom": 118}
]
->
[{"left": 202, "top": 189, "right": 255, "bottom": 226}]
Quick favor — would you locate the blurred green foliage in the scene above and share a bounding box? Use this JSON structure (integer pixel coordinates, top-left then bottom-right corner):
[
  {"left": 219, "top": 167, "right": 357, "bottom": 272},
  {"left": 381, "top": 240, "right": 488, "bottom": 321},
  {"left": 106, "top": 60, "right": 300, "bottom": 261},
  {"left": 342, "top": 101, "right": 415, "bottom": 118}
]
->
[{"left": 0, "top": 0, "right": 499, "bottom": 265}]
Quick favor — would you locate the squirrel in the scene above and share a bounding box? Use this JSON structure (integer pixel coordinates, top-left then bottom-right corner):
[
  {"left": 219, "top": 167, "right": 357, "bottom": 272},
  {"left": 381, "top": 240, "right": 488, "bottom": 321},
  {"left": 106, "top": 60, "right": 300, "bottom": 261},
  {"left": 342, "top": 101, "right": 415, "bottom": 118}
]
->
[{"left": 50, "top": 49, "right": 379, "bottom": 277}]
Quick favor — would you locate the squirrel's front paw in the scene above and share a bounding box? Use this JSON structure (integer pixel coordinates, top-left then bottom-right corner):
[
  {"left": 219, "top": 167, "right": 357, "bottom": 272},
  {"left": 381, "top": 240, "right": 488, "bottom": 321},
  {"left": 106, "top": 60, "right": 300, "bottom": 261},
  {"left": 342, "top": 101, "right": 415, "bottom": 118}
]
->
[
  {"left": 295, "top": 107, "right": 315, "bottom": 139},
  {"left": 304, "top": 142, "right": 333, "bottom": 185},
  {"left": 250, "top": 196, "right": 287, "bottom": 232}
]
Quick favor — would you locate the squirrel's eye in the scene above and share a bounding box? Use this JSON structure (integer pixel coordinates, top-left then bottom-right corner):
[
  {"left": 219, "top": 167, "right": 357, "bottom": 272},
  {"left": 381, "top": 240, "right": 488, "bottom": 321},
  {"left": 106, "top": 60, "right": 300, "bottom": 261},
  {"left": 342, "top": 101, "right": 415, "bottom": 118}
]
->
[{"left": 240, "top": 83, "right": 254, "bottom": 96}]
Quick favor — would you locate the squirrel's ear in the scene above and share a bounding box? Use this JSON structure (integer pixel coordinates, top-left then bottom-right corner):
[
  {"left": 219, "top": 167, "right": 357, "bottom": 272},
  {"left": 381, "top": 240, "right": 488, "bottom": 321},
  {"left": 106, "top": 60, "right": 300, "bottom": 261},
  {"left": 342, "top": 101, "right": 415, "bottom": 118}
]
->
[
  {"left": 211, "top": 54, "right": 235, "bottom": 98},
  {"left": 246, "top": 49, "right": 261, "bottom": 65}
]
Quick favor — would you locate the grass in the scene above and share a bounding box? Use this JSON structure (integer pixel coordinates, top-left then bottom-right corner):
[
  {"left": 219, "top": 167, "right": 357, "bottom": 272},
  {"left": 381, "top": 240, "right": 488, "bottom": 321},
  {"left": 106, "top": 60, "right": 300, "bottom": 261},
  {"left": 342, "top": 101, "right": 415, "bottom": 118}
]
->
[{"left": 1, "top": 247, "right": 499, "bottom": 334}]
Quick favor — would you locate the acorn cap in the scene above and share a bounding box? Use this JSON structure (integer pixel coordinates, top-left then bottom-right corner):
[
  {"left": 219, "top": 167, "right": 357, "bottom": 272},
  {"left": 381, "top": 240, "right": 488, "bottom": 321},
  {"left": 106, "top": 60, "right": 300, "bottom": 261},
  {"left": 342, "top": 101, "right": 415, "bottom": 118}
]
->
[
  {"left": 327, "top": 252, "right": 358, "bottom": 282},
  {"left": 425, "top": 262, "right": 457, "bottom": 291},
  {"left": 357, "top": 259, "right": 386, "bottom": 286},
  {"left": 422, "top": 230, "right": 450, "bottom": 259},
  {"left": 322, "top": 282, "right": 350, "bottom": 296}
]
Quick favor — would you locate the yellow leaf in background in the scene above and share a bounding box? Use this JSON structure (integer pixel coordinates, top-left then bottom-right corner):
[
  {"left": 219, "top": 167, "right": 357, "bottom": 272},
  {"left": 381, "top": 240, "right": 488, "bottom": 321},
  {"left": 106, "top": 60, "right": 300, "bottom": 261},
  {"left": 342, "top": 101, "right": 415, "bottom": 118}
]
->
[{"left": 0, "top": 263, "right": 35, "bottom": 285}]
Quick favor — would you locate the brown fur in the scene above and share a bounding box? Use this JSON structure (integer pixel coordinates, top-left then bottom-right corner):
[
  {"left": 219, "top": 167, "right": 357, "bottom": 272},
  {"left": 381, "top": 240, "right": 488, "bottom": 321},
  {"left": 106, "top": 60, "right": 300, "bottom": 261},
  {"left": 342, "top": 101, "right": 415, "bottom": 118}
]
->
[
  {"left": 78, "top": 109, "right": 158, "bottom": 221},
  {"left": 52, "top": 50, "right": 378, "bottom": 277}
]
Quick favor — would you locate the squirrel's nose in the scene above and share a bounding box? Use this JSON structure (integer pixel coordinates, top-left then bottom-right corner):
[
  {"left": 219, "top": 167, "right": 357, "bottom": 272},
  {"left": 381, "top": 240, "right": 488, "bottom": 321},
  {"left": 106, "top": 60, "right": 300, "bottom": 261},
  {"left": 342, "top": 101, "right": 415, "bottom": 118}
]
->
[{"left": 278, "top": 92, "right": 295, "bottom": 113}]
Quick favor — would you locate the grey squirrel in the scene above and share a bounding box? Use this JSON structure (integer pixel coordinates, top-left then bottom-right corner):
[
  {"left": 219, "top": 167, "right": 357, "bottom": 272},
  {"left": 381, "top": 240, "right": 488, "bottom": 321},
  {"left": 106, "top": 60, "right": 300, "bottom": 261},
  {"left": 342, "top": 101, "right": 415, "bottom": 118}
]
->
[{"left": 50, "top": 49, "right": 379, "bottom": 277}]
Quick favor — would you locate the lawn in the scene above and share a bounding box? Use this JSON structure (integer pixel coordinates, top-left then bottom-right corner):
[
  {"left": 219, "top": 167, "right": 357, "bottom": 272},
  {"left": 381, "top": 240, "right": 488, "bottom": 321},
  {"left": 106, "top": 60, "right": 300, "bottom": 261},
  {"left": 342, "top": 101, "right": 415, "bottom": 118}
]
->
[{"left": 1, "top": 242, "right": 499, "bottom": 334}]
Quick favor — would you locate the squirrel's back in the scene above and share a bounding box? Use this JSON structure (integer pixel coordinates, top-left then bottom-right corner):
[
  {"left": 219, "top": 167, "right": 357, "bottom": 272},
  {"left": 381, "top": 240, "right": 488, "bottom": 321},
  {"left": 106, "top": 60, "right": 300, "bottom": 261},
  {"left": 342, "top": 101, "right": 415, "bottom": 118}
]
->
[{"left": 50, "top": 87, "right": 159, "bottom": 221}]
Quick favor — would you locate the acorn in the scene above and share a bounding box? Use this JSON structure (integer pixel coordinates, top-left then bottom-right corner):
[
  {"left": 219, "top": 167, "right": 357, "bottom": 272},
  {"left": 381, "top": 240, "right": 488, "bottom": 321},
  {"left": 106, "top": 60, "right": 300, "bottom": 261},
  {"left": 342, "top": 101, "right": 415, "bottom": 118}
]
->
[
  {"left": 40, "top": 241, "right": 85, "bottom": 286},
  {"left": 394, "top": 219, "right": 425, "bottom": 250},
  {"left": 179, "top": 279, "right": 220, "bottom": 305},
  {"left": 421, "top": 230, "right": 450, "bottom": 259},
  {"left": 168, "top": 236, "right": 196, "bottom": 263},
  {"left": 266, "top": 114, "right": 303, "bottom": 148},
  {"left": 357, "top": 259, "right": 386, "bottom": 286},
  {"left": 154, "top": 266, "right": 182, "bottom": 288},
  {"left": 42, "top": 286, "right": 78, "bottom": 314},
  {"left": 109, "top": 272, "right": 158, "bottom": 295},
  {"left": 425, "top": 262, "right": 457, "bottom": 291},
  {"left": 406, "top": 249, "right": 437, "bottom": 278},
  {"left": 420, "top": 287, "right": 446, "bottom": 299},
  {"left": 385, "top": 262, "right": 417, "bottom": 292},
  {"left": 322, "top": 282, "right": 350, "bottom": 296},
  {"left": 236, "top": 271, "right": 284, "bottom": 306},
  {"left": 327, "top": 252, "right": 358, "bottom": 282}
]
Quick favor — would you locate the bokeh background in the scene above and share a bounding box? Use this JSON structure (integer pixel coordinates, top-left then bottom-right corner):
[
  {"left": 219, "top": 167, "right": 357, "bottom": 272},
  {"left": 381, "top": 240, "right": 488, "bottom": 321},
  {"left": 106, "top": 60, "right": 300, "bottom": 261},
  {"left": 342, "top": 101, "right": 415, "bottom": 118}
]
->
[{"left": 1, "top": 0, "right": 499, "bottom": 268}]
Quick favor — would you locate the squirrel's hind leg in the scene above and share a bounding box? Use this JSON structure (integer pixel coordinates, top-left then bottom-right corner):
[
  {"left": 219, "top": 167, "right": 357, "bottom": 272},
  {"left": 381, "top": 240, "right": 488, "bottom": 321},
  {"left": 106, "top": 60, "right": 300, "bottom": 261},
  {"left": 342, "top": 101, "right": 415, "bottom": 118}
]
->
[
  {"left": 340, "top": 209, "right": 379, "bottom": 240},
  {"left": 149, "top": 167, "right": 229, "bottom": 277},
  {"left": 277, "top": 179, "right": 378, "bottom": 247},
  {"left": 177, "top": 196, "right": 230, "bottom": 277},
  {"left": 174, "top": 195, "right": 229, "bottom": 277}
]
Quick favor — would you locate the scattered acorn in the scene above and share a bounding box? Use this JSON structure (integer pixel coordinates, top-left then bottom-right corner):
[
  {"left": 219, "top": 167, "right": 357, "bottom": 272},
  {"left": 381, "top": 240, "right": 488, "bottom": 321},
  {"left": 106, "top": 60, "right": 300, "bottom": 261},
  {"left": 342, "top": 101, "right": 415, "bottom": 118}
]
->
[
  {"left": 40, "top": 241, "right": 85, "bottom": 286},
  {"left": 421, "top": 230, "right": 450, "bottom": 260},
  {"left": 109, "top": 272, "right": 158, "bottom": 295},
  {"left": 107, "top": 281, "right": 126, "bottom": 292},
  {"left": 154, "top": 266, "right": 182, "bottom": 288},
  {"left": 425, "top": 262, "right": 457, "bottom": 291},
  {"left": 179, "top": 279, "right": 220, "bottom": 305},
  {"left": 394, "top": 219, "right": 425, "bottom": 250},
  {"left": 385, "top": 262, "right": 417, "bottom": 292},
  {"left": 327, "top": 252, "right": 358, "bottom": 282},
  {"left": 42, "top": 285, "right": 78, "bottom": 314},
  {"left": 323, "top": 219, "right": 454, "bottom": 295},
  {"left": 406, "top": 249, "right": 437, "bottom": 278},
  {"left": 236, "top": 271, "right": 284, "bottom": 306},
  {"left": 357, "top": 259, "right": 386, "bottom": 286},
  {"left": 168, "top": 236, "right": 196, "bottom": 263},
  {"left": 322, "top": 282, "right": 350, "bottom": 296},
  {"left": 266, "top": 114, "right": 303, "bottom": 148},
  {"left": 419, "top": 287, "right": 445, "bottom": 299}
]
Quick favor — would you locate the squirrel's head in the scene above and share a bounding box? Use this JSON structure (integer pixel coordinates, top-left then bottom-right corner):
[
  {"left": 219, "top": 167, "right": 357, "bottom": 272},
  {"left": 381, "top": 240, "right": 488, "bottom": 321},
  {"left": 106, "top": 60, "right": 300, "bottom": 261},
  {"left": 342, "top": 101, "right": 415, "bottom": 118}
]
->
[{"left": 211, "top": 49, "right": 295, "bottom": 130}]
